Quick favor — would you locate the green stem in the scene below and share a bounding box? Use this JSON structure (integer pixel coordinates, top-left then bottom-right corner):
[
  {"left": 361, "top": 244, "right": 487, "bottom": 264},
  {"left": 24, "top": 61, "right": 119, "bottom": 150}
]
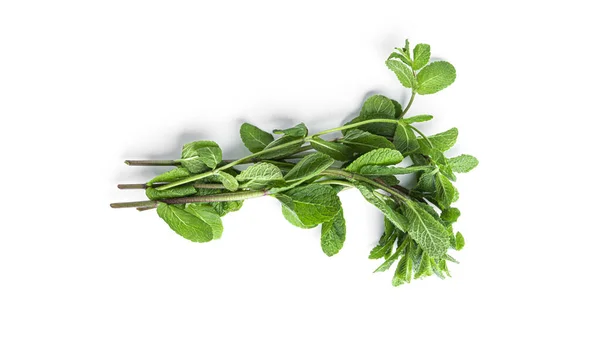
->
[
  {"left": 110, "top": 190, "right": 268, "bottom": 209},
  {"left": 321, "top": 168, "right": 409, "bottom": 201},
  {"left": 314, "top": 179, "right": 356, "bottom": 188},
  {"left": 400, "top": 92, "right": 416, "bottom": 118},
  {"left": 118, "top": 183, "right": 225, "bottom": 190},
  {"left": 409, "top": 125, "right": 434, "bottom": 148},
  {"left": 125, "top": 159, "right": 178, "bottom": 166},
  {"left": 312, "top": 118, "right": 400, "bottom": 136}
]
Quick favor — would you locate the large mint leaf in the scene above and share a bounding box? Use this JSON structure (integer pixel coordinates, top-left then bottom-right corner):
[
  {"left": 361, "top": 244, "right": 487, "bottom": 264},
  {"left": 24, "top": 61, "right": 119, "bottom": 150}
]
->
[
  {"left": 157, "top": 203, "right": 213, "bottom": 242},
  {"left": 236, "top": 162, "right": 284, "bottom": 189},
  {"left": 309, "top": 137, "right": 354, "bottom": 161},
  {"left": 420, "top": 127, "right": 458, "bottom": 152},
  {"left": 358, "top": 95, "right": 397, "bottom": 137},
  {"left": 178, "top": 157, "right": 209, "bottom": 173},
  {"left": 273, "top": 123, "right": 308, "bottom": 138},
  {"left": 276, "top": 152, "right": 334, "bottom": 190},
  {"left": 386, "top": 59, "right": 416, "bottom": 89},
  {"left": 400, "top": 201, "right": 450, "bottom": 258},
  {"left": 181, "top": 140, "right": 222, "bottom": 169},
  {"left": 435, "top": 173, "right": 455, "bottom": 209},
  {"left": 345, "top": 148, "right": 403, "bottom": 173},
  {"left": 339, "top": 129, "right": 395, "bottom": 154},
  {"left": 185, "top": 203, "right": 223, "bottom": 239},
  {"left": 448, "top": 154, "right": 479, "bottom": 173},
  {"left": 412, "top": 43, "right": 431, "bottom": 70},
  {"left": 393, "top": 122, "right": 419, "bottom": 155},
  {"left": 240, "top": 123, "right": 274, "bottom": 153},
  {"left": 416, "top": 61, "right": 456, "bottom": 95},
  {"left": 149, "top": 167, "right": 191, "bottom": 184},
  {"left": 320, "top": 209, "right": 346, "bottom": 256},
  {"left": 277, "top": 184, "right": 341, "bottom": 228}
]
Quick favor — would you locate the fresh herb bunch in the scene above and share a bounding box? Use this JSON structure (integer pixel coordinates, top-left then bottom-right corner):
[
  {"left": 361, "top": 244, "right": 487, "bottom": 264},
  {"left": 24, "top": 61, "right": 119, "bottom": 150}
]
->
[{"left": 111, "top": 40, "right": 478, "bottom": 286}]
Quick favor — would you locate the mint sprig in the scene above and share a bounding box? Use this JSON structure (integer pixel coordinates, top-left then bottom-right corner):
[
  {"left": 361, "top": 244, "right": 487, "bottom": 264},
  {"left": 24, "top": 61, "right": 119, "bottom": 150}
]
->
[{"left": 111, "top": 40, "right": 477, "bottom": 287}]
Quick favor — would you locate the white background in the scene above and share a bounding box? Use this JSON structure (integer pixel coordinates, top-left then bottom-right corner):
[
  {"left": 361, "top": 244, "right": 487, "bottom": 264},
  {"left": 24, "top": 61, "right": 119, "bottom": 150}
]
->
[{"left": 1, "top": 1, "right": 598, "bottom": 336}]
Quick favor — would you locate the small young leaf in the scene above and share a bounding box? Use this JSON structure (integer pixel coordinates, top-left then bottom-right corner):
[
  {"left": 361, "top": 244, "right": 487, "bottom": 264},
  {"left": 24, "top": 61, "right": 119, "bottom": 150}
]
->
[
  {"left": 393, "top": 122, "right": 419, "bottom": 155},
  {"left": 345, "top": 148, "right": 403, "bottom": 173},
  {"left": 386, "top": 59, "right": 416, "bottom": 89},
  {"left": 309, "top": 137, "right": 354, "bottom": 161},
  {"left": 455, "top": 232, "right": 465, "bottom": 251},
  {"left": 216, "top": 171, "right": 239, "bottom": 191},
  {"left": 401, "top": 115, "right": 433, "bottom": 124},
  {"left": 392, "top": 254, "right": 413, "bottom": 286},
  {"left": 185, "top": 203, "right": 224, "bottom": 239},
  {"left": 240, "top": 123, "right": 274, "bottom": 153},
  {"left": 388, "top": 50, "right": 412, "bottom": 67},
  {"left": 423, "top": 127, "right": 458, "bottom": 152},
  {"left": 339, "top": 129, "right": 395, "bottom": 154},
  {"left": 369, "top": 233, "right": 398, "bottom": 259},
  {"left": 236, "top": 162, "right": 284, "bottom": 189},
  {"left": 149, "top": 167, "right": 191, "bottom": 184},
  {"left": 277, "top": 184, "right": 341, "bottom": 228},
  {"left": 448, "top": 154, "right": 479, "bottom": 173},
  {"left": 321, "top": 210, "right": 346, "bottom": 257},
  {"left": 157, "top": 203, "right": 213, "bottom": 242},
  {"left": 146, "top": 185, "right": 197, "bottom": 200},
  {"left": 414, "top": 252, "right": 433, "bottom": 279},
  {"left": 412, "top": 43, "right": 431, "bottom": 70},
  {"left": 435, "top": 173, "right": 455, "bottom": 209},
  {"left": 416, "top": 61, "right": 456, "bottom": 95},
  {"left": 273, "top": 123, "right": 308, "bottom": 138},
  {"left": 441, "top": 207, "right": 461, "bottom": 224},
  {"left": 400, "top": 200, "right": 450, "bottom": 258},
  {"left": 374, "top": 248, "right": 402, "bottom": 273}
]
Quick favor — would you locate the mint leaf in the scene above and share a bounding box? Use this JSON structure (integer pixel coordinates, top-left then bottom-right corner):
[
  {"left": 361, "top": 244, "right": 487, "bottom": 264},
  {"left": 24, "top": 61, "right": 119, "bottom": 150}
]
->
[
  {"left": 178, "top": 157, "right": 209, "bottom": 173},
  {"left": 391, "top": 99, "right": 403, "bottom": 118},
  {"left": 423, "top": 127, "right": 458, "bottom": 152},
  {"left": 146, "top": 185, "right": 197, "bottom": 200},
  {"left": 393, "top": 122, "right": 419, "bottom": 155},
  {"left": 157, "top": 203, "right": 213, "bottom": 242},
  {"left": 392, "top": 254, "right": 413, "bottom": 286},
  {"left": 448, "top": 154, "right": 479, "bottom": 173},
  {"left": 345, "top": 148, "right": 403, "bottom": 173},
  {"left": 441, "top": 207, "right": 461, "bottom": 224},
  {"left": 181, "top": 141, "right": 222, "bottom": 169},
  {"left": 401, "top": 115, "right": 433, "bottom": 124},
  {"left": 216, "top": 171, "right": 239, "bottom": 191},
  {"left": 279, "top": 152, "right": 334, "bottom": 188},
  {"left": 185, "top": 203, "right": 223, "bottom": 239},
  {"left": 435, "top": 173, "right": 455, "bottom": 209},
  {"left": 400, "top": 200, "right": 450, "bottom": 258},
  {"left": 149, "top": 167, "right": 191, "bottom": 184},
  {"left": 374, "top": 247, "right": 402, "bottom": 273},
  {"left": 273, "top": 123, "right": 308, "bottom": 138},
  {"left": 455, "top": 232, "right": 465, "bottom": 250},
  {"left": 358, "top": 95, "right": 397, "bottom": 137},
  {"left": 320, "top": 209, "right": 346, "bottom": 256},
  {"left": 339, "top": 129, "right": 395, "bottom": 154},
  {"left": 412, "top": 43, "right": 431, "bottom": 70},
  {"left": 277, "top": 184, "right": 341, "bottom": 228},
  {"left": 386, "top": 59, "right": 416, "bottom": 89},
  {"left": 388, "top": 51, "right": 412, "bottom": 67},
  {"left": 259, "top": 135, "right": 304, "bottom": 159},
  {"left": 369, "top": 233, "right": 398, "bottom": 259},
  {"left": 355, "top": 183, "right": 408, "bottom": 232},
  {"left": 236, "top": 162, "right": 284, "bottom": 189},
  {"left": 414, "top": 252, "right": 433, "bottom": 279},
  {"left": 309, "top": 137, "right": 354, "bottom": 161},
  {"left": 240, "top": 123, "right": 274, "bottom": 153},
  {"left": 358, "top": 165, "right": 432, "bottom": 176},
  {"left": 416, "top": 61, "right": 456, "bottom": 95}
]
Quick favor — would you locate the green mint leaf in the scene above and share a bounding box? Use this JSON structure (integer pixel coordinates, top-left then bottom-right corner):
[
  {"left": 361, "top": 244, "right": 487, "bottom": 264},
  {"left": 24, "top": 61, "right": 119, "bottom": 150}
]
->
[
  {"left": 178, "top": 157, "right": 209, "bottom": 173},
  {"left": 423, "top": 127, "right": 458, "bottom": 152},
  {"left": 441, "top": 207, "right": 461, "bottom": 224},
  {"left": 345, "top": 148, "right": 403, "bottom": 173},
  {"left": 414, "top": 170, "right": 436, "bottom": 193},
  {"left": 435, "top": 173, "right": 455, "bottom": 209},
  {"left": 194, "top": 188, "right": 244, "bottom": 217},
  {"left": 236, "top": 162, "right": 284, "bottom": 189},
  {"left": 374, "top": 247, "right": 402, "bottom": 273},
  {"left": 391, "top": 99, "right": 403, "bottom": 118},
  {"left": 339, "top": 129, "right": 395, "bottom": 154},
  {"left": 149, "top": 167, "right": 191, "bottom": 184},
  {"left": 259, "top": 135, "right": 304, "bottom": 159},
  {"left": 386, "top": 59, "right": 416, "bottom": 89},
  {"left": 216, "top": 171, "right": 239, "bottom": 191},
  {"left": 185, "top": 203, "right": 224, "bottom": 239},
  {"left": 277, "top": 184, "right": 341, "bottom": 228},
  {"left": 273, "top": 123, "right": 308, "bottom": 138},
  {"left": 444, "top": 254, "right": 459, "bottom": 264},
  {"left": 392, "top": 254, "right": 413, "bottom": 286},
  {"left": 448, "top": 154, "right": 479, "bottom": 173},
  {"left": 369, "top": 233, "right": 398, "bottom": 259},
  {"left": 455, "top": 232, "right": 465, "bottom": 250},
  {"left": 278, "top": 152, "right": 335, "bottom": 189},
  {"left": 414, "top": 252, "right": 433, "bottom": 279},
  {"left": 320, "top": 209, "right": 346, "bottom": 256},
  {"left": 358, "top": 165, "right": 432, "bottom": 176},
  {"left": 309, "top": 137, "right": 355, "bottom": 161},
  {"left": 146, "top": 185, "right": 197, "bottom": 200},
  {"left": 181, "top": 141, "right": 222, "bottom": 169},
  {"left": 400, "top": 200, "right": 450, "bottom": 258},
  {"left": 355, "top": 183, "right": 408, "bottom": 232},
  {"left": 388, "top": 51, "right": 412, "bottom": 67},
  {"left": 240, "top": 123, "right": 274, "bottom": 153},
  {"left": 358, "top": 95, "right": 397, "bottom": 137},
  {"left": 157, "top": 203, "right": 213, "bottom": 242},
  {"left": 393, "top": 122, "right": 419, "bottom": 155},
  {"left": 401, "top": 114, "right": 433, "bottom": 124},
  {"left": 416, "top": 61, "right": 456, "bottom": 95},
  {"left": 412, "top": 43, "right": 431, "bottom": 70}
]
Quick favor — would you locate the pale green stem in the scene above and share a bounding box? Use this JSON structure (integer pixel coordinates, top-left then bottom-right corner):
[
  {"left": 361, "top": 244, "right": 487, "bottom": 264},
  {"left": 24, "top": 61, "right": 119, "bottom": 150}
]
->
[
  {"left": 110, "top": 190, "right": 268, "bottom": 209},
  {"left": 409, "top": 125, "right": 434, "bottom": 148},
  {"left": 312, "top": 119, "right": 400, "bottom": 137},
  {"left": 400, "top": 91, "right": 416, "bottom": 118}
]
